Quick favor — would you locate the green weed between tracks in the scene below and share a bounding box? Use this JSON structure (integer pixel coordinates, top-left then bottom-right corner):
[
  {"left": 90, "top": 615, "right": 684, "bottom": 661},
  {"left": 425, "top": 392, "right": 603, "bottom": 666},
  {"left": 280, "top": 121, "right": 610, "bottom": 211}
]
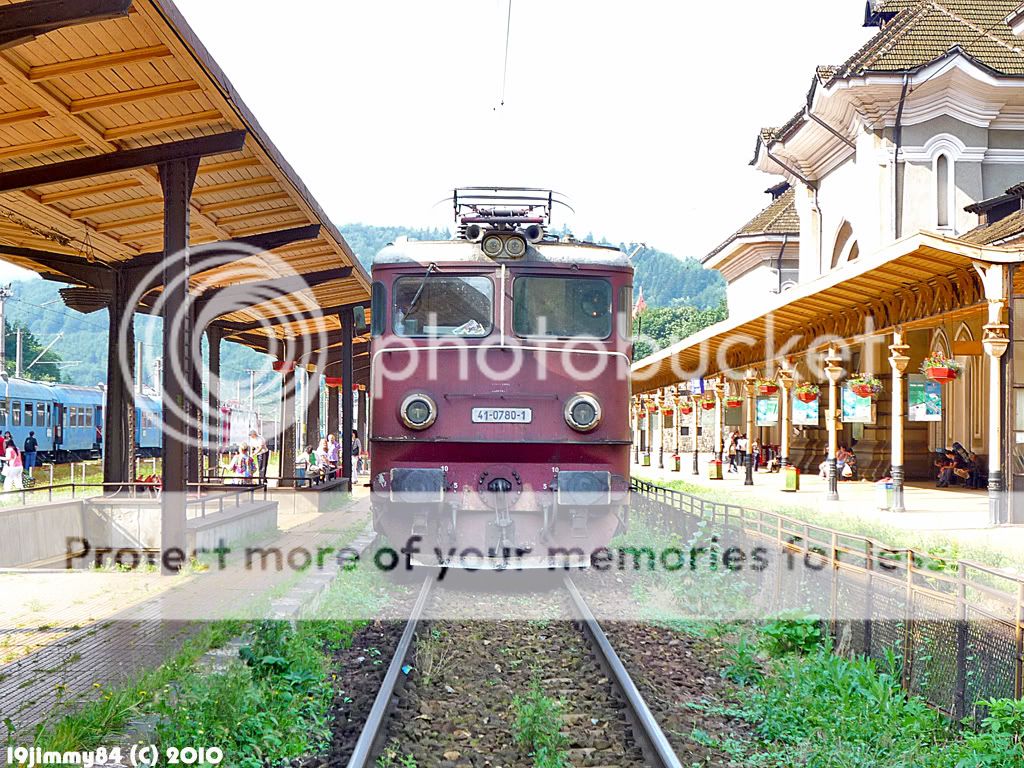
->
[
  {"left": 19, "top": 538, "right": 395, "bottom": 767},
  {"left": 512, "top": 679, "right": 569, "bottom": 768}
]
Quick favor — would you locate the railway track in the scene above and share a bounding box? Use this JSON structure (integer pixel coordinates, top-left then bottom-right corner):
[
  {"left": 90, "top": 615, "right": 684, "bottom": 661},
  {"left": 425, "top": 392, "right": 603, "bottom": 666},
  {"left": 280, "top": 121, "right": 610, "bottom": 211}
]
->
[{"left": 345, "top": 576, "right": 682, "bottom": 768}]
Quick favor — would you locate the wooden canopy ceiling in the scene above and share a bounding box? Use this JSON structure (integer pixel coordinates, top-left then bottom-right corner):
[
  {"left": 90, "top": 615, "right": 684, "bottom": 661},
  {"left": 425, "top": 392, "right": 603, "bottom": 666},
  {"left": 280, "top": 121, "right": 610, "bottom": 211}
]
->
[
  {"left": 632, "top": 233, "right": 1017, "bottom": 394},
  {"left": 0, "top": 0, "right": 370, "bottom": 356}
]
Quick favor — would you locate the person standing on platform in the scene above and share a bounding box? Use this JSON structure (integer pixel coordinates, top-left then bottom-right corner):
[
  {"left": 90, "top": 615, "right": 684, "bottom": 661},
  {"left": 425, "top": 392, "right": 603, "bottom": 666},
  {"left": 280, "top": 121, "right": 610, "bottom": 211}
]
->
[
  {"left": 22, "top": 431, "right": 37, "bottom": 480},
  {"left": 351, "top": 429, "right": 362, "bottom": 477},
  {"left": 326, "top": 433, "right": 340, "bottom": 480},
  {"left": 248, "top": 429, "right": 268, "bottom": 483},
  {"left": 3, "top": 438, "right": 23, "bottom": 492}
]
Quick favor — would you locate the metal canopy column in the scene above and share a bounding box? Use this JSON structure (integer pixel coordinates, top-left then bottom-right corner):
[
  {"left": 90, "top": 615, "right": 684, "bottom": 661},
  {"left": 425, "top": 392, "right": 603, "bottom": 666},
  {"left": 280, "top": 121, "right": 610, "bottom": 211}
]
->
[
  {"left": 102, "top": 268, "right": 135, "bottom": 486},
  {"left": 341, "top": 309, "right": 354, "bottom": 490},
  {"left": 888, "top": 330, "right": 910, "bottom": 513},
  {"left": 159, "top": 156, "right": 200, "bottom": 573},
  {"left": 207, "top": 326, "right": 222, "bottom": 475},
  {"left": 305, "top": 368, "right": 320, "bottom": 449},
  {"left": 279, "top": 359, "right": 296, "bottom": 488}
]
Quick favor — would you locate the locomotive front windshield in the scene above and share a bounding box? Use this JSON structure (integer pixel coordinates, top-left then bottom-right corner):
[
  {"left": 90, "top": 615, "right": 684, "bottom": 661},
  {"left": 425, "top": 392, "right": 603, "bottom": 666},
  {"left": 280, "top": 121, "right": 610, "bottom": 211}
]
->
[
  {"left": 393, "top": 274, "right": 493, "bottom": 337},
  {"left": 512, "top": 276, "right": 612, "bottom": 339}
]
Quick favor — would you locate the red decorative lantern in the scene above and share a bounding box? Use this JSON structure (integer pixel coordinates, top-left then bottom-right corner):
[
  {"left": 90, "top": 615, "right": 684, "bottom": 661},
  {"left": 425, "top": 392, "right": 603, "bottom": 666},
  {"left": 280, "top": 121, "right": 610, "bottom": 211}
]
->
[
  {"left": 924, "top": 366, "right": 958, "bottom": 384},
  {"left": 272, "top": 361, "right": 295, "bottom": 373},
  {"left": 325, "top": 376, "right": 343, "bottom": 388}
]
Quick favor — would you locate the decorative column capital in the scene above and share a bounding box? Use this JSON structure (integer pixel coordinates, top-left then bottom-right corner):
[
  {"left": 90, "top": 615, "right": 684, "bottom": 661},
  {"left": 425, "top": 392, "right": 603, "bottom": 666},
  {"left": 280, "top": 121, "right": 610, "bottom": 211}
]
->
[
  {"left": 888, "top": 341, "right": 911, "bottom": 376},
  {"left": 983, "top": 322, "right": 1010, "bottom": 359},
  {"left": 777, "top": 368, "right": 794, "bottom": 390}
]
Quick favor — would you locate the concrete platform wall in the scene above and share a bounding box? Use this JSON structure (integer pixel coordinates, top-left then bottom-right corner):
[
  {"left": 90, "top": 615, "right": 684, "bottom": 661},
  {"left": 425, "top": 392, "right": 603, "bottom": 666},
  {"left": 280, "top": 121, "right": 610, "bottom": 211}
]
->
[{"left": 0, "top": 500, "right": 85, "bottom": 567}]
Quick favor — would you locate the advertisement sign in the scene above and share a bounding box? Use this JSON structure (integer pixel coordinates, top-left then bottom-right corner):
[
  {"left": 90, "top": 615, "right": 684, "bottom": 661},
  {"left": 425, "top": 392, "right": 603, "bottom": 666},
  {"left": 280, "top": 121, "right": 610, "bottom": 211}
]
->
[
  {"left": 841, "top": 386, "right": 873, "bottom": 423},
  {"left": 793, "top": 393, "right": 819, "bottom": 426},
  {"left": 908, "top": 373, "right": 942, "bottom": 422},
  {"left": 755, "top": 396, "right": 779, "bottom": 426}
]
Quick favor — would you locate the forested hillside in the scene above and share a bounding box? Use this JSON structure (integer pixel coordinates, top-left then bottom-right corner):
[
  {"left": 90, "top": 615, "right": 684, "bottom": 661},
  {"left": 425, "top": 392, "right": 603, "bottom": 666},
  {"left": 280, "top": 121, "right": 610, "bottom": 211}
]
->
[{"left": 0, "top": 223, "right": 724, "bottom": 385}]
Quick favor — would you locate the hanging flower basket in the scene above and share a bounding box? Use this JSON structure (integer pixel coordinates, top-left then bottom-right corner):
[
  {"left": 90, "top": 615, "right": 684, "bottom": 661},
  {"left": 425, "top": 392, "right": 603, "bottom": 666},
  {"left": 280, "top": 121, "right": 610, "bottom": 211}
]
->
[
  {"left": 680, "top": 405, "right": 694, "bottom": 416},
  {"left": 726, "top": 397, "right": 742, "bottom": 408},
  {"left": 795, "top": 382, "right": 820, "bottom": 403},
  {"left": 662, "top": 408, "right": 674, "bottom": 416},
  {"left": 757, "top": 378, "right": 779, "bottom": 396},
  {"left": 701, "top": 398, "right": 716, "bottom": 411},
  {"left": 921, "top": 355, "right": 962, "bottom": 383},
  {"left": 325, "top": 376, "right": 343, "bottom": 388},
  {"left": 848, "top": 373, "right": 882, "bottom": 400},
  {"left": 272, "top": 361, "right": 295, "bottom": 373},
  {"left": 646, "top": 403, "right": 657, "bottom": 413}
]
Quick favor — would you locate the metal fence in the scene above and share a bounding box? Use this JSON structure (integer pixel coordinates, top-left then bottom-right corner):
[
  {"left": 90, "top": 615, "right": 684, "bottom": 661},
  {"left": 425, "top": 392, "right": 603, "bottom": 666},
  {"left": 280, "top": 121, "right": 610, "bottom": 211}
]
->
[{"left": 631, "top": 478, "right": 1024, "bottom": 719}]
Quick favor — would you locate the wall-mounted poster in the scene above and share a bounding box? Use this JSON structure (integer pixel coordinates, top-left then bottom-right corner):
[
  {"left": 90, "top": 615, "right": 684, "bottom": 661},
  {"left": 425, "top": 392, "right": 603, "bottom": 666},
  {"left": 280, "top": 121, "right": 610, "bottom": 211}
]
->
[
  {"left": 700, "top": 405, "right": 716, "bottom": 432},
  {"left": 841, "top": 386, "right": 873, "bottom": 423},
  {"left": 725, "top": 406, "right": 742, "bottom": 427},
  {"left": 908, "top": 373, "right": 942, "bottom": 422},
  {"left": 793, "top": 393, "right": 819, "bottom": 426},
  {"left": 756, "top": 396, "right": 779, "bottom": 426}
]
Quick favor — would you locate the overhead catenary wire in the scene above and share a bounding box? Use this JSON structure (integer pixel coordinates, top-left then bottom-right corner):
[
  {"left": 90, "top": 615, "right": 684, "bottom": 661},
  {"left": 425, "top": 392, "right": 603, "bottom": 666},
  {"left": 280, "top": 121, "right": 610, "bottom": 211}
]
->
[{"left": 495, "top": 0, "right": 513, "bottom": 109}]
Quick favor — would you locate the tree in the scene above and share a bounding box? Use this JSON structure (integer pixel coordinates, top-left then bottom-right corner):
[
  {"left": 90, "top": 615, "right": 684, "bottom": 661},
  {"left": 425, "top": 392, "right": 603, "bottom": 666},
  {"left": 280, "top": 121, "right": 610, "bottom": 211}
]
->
[{"left": 633, "top": 301, "right": 727, "bottom": 360}]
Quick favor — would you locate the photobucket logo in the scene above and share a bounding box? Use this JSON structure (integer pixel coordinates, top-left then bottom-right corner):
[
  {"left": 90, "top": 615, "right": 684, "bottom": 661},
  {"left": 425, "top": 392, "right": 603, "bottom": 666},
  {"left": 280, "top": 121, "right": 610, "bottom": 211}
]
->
[{"left": 118, "top": 243, "right": 330, "bottom": 447}]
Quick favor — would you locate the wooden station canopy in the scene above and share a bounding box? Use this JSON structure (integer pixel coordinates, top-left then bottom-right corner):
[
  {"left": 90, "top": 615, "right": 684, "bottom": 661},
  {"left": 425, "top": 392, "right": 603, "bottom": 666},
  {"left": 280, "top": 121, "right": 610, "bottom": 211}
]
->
[
  {"left": 632, "top": 232, "right": 1022, "bottom": 393},
  {"left": 0, "top": 0, "right": 370, "bottom": 374}
]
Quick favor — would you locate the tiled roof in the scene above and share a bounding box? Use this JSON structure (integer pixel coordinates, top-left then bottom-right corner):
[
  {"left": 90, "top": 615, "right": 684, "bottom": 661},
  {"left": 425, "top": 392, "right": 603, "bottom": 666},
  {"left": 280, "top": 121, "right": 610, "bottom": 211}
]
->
[
  {"left": 705, "top": 187, "right": 799, "bottom": 262},
  {"left": 962, "top": 208, "right": 1024, "bottom": 245},
  {"left": 826, "top": 1, "right": 1024, "bottom": 81}
]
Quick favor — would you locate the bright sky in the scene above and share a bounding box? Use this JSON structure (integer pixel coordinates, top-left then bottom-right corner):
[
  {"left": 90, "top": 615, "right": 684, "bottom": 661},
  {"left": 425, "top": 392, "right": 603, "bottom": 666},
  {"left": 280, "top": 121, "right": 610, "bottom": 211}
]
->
[{"left": 3, "top": 1, "right": 876, "bottom": 280}]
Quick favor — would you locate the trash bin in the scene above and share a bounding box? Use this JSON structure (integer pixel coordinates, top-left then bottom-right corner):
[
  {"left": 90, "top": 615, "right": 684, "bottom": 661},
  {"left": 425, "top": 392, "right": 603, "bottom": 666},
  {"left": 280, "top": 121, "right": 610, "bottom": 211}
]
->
[
  {"left": 672, "top": 454, "right": 681, "bottom": 472},
  {"left": 642, "top": 454, "right": 651, "bottom": 467},
  {"left": 708, "top": 459, "right": 723, "bottom": 480},
  {"left": 783, "top": 465, "right": 800, "bottom": 492},
  {"left": 876, "top": 478, "right": 894, "bottom": 510}
]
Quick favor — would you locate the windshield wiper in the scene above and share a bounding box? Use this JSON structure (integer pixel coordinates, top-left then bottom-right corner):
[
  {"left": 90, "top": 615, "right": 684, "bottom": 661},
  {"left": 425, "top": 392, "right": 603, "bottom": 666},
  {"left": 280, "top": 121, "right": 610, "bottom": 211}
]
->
[{"left": 406, "top": 263, "right": 438, "bottom": 316}]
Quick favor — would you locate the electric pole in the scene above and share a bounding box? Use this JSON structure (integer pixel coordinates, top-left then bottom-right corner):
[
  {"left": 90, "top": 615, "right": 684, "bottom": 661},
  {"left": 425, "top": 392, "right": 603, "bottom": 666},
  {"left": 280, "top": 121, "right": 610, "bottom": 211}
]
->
[
  {"left": 15, "top": 327, "right": 22, "bottom": 378},
  {"left": 0, "top": 283, "right": 13, "bottom": 374}
]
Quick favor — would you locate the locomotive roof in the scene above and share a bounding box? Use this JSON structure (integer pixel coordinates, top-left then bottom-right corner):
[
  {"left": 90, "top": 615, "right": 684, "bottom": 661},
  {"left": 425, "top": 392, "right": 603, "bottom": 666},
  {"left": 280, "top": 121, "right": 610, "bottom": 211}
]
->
[{"left": 373, "top": 239, "right": 632, "bottom": 269}]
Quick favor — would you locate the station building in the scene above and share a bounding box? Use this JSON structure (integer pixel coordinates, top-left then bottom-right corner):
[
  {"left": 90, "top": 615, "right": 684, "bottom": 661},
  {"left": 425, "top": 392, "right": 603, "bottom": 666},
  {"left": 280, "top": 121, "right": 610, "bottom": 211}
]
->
[{"left": 632, "top": 0, "right": 1024, "bottom": 524}]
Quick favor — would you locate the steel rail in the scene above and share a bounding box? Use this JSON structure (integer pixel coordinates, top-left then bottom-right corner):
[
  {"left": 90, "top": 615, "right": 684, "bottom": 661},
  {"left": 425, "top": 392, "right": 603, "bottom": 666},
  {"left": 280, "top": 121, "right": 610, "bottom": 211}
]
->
[
  {"left": 564, "top": 576, "right": 683, "bottom": 768},
  {"left": 345, "top": 576, "right": 433, "bottom": 768}
]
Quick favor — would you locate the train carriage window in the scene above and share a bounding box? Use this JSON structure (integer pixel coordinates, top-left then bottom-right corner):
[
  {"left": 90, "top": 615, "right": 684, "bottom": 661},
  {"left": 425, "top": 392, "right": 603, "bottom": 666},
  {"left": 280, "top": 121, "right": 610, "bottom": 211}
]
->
[
  {"left": 24, "top": 401, "right": 33, "bottom": 427},
  {"left": 0, "top": 400, "right": 7, "bottom": 426},
  {"left": 393, "top": 275, "right": 493, "bottom": 337},
  {"left": 70, "top": 406, "right": 78, "bottom": 427},
  {"left": 11, "top": 401, "right": 20, "bottom": 427},
  {"left": 371, "top": 282, "right": 387, "bottom": 337},
  {"left": 85, "top": 408, "right": 92, "bottom": 427},
  {"left": 513, "top": 277, "right": 612, "bottom": 339},
  {"left": 37, "top": 402, "right": 46, "bottom": 427}
]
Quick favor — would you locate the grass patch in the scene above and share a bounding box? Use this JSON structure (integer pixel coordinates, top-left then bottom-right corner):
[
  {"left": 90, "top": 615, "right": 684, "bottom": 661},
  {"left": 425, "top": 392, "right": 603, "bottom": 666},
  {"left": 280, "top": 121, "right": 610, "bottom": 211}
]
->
[{"left": 512, "top": 679, "right": 569, "bottom": 768}]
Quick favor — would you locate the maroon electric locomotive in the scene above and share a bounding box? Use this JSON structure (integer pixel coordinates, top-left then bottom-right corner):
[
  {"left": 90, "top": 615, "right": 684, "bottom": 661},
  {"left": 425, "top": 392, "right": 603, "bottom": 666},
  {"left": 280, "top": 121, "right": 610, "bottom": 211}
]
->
[{"left": 368, "top": 188, "right": 633, "bottom": 568}]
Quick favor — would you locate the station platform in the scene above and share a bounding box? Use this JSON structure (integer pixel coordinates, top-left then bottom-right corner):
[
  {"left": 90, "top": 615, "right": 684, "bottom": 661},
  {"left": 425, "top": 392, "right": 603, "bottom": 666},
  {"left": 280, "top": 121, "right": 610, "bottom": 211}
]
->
[{"left": 633, "top": 453, "right": 1024, "bottom": 570}]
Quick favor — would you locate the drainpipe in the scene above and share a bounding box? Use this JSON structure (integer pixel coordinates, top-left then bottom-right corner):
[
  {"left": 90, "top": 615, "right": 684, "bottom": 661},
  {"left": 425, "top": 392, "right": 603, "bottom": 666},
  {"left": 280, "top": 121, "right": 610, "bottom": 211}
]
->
[
  {"left": 892, "top": 74, "right": 911, "bottom": 239},
  {"left": 772, "top": 233, "right": 790, "bottom": 294}
]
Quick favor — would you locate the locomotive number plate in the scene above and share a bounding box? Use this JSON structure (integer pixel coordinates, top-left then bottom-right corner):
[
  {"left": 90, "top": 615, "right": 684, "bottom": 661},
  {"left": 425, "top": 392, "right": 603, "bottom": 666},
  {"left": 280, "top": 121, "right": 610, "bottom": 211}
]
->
[{"left": 471, "top": 407, "right": 533, "bottom": 424}]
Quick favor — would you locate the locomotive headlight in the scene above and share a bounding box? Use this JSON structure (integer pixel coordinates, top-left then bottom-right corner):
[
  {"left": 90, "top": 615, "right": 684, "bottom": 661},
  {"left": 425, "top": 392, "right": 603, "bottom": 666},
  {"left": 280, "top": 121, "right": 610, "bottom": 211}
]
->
[
  {"left": 481, "top": 234, "right": 504, "bottom": 258},
  {"left": 503, "top": 235, "right": 527, "bottom": 258},
  {"left": 564, "top": 394, "right": 602, "bottom": 432},
  {"left": 400, "top": 393, "right": 437, "bottom": 430}
]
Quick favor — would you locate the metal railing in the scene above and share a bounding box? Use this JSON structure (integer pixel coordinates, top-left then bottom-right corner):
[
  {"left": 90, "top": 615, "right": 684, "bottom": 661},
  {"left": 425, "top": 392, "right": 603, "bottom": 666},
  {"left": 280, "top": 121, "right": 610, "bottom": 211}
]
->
[{"left": 631, "top": 478, "right": 1024, "bottom": 719}]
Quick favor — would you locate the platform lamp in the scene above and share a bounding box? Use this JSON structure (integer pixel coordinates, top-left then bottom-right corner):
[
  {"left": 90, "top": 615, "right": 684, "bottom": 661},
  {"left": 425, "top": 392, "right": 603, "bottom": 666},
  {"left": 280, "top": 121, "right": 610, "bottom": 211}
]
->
[
  {"left": 743, "top": 368, "right": 757, "bottom": 486},
  {"left": 888, "top": 331, "right": 910, "bottom": 514},
  {"left": 824, "top": 347, "right": 844, "bottom": 501},
  {"left": 690, "top": 386, "right": 700, "bottom": 475}
]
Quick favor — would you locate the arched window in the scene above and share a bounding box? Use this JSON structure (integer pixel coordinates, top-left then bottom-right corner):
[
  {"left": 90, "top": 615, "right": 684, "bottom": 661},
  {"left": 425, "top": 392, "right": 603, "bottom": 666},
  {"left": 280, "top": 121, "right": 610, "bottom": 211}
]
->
[
  {"left": 830, "top": 221, "right": 859, "bottom": 269},
  {"left": 936, "top": 153, "right": 953, "bottom": 229}
]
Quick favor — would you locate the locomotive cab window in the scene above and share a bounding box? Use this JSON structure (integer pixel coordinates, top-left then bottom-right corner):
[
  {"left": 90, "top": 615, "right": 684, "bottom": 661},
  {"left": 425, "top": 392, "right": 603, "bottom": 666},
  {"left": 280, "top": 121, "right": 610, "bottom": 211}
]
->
[
  {"left": 393, "top": 275, "right": 493, "bottom": 337},
  {"left": 513, "top": 277, "right": 612, "bottom": 338}
]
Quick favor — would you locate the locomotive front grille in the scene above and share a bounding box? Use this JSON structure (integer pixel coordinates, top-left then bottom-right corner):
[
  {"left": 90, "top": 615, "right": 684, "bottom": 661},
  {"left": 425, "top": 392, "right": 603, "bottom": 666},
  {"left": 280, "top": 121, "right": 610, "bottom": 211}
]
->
[
  {"left": 556, "top": 470, "right": 611, "bottom": 507},
  {"left": 389, "top": 468, "right": 445, "bottom": 504}
]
